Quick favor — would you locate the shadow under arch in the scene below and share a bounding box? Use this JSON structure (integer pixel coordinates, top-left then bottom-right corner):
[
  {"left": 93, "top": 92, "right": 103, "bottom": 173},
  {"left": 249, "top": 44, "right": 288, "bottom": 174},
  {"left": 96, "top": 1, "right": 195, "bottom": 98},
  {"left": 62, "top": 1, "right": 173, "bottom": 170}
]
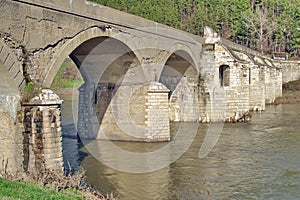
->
[
  {"left": 159, "top": 49, "right": 202, "bottom": 122},
  {"left": 219, "top": 65, "right": 230, "bottom": 87},
  {"left": 52, "top": 30, "right": 142, "bottom": 173},
  {"left": 43, "top": 27, "right": 143, "bottom": 88},
  {"left": 55, "top": 32, "right": 141, "bottom": 141}
]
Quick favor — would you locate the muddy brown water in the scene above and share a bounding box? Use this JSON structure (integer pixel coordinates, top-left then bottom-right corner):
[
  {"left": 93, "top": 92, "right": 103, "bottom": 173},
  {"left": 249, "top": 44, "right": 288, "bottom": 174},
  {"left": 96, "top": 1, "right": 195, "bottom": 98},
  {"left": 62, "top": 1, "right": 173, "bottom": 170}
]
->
[{"left": 61, "top": 96, "right": 300, "bottom": 199}]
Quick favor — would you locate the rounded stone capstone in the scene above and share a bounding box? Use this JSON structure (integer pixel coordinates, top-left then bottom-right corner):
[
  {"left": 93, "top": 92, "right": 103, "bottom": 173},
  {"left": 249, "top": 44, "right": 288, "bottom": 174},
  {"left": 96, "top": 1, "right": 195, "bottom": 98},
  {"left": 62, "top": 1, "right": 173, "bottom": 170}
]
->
[
  {"left": 147, "top": 82, "right": 170, "bottom": 93},
  {"left": 28, "top": 89, "right": 63, "bottom": 105}
]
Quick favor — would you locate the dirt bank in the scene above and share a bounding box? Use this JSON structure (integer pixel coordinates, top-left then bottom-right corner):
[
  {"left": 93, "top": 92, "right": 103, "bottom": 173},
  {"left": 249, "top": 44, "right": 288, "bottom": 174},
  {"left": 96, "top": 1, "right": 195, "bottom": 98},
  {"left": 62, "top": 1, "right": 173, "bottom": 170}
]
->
[{"left": 271, "top": 79, "right": 300, "bottom": 105}]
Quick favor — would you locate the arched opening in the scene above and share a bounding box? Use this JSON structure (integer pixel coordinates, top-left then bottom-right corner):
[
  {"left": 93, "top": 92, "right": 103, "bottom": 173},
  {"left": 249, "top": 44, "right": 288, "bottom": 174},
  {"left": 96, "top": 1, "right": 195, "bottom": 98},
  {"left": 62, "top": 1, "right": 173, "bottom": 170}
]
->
[
  {"left": 49, "top": 36, "right": 140, "bottom": 173},
  {"left": 69, "top": 37, "right": 140, "bottom": 140},
  {"left": 159, "top": 50, "right": 200, "bottom": 122},
  {"left": 50, "top": 56, "right": 83, "bottom": 139},
  {"left": 49, "top": 57, "right": 83, "bottom": 174},
  {"left": 50, "top": 57, "right": 83, "bottom": 93},
  {"left": 219, "top": 65, "right": 230, "bottom": 87}
]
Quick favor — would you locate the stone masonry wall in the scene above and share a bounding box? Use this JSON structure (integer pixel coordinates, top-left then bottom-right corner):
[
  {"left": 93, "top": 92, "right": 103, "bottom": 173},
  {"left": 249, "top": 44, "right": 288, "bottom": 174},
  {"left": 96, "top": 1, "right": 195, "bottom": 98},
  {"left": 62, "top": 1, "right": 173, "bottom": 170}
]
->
[
  {"left": 214, "top": 43, "right": 251, "bottom": 121},
  {"left": 97, "top": 84, "right": 147, "bottom": 141},
  {"left": 249, "top": 66, "right": 265, "bottom": 111},
  {"left": 198, "top": 48, "right": 215, "bottom": 122},
  {"left": 264, "top": 67, "right": 277, "bottom": 103},
  {"left": 21, "top": 90, "right": 63, "bottom": 173},
  {"left": 274, "top": 61, "right": 300, "bottom": 84},
  {"left": 77, "top": 84, "right": 90, "bottom": 139},
  {"left": 0, "top": 106, "right": 24, "bottom": 178},
  {"left": 0, "top": 40, "right": 25, "bottom": 91},
  {"left": 0, "top": 59, "right": 24, "bottom": 177},
  {"left": 224, "top": 65, "right": 250, "bottom": 120},
  {"left": 78, "top": 82, "right": 170, "bottom": 141},
  {"left": 201, "top": 29, "right": 281, "bottom": 121},
  {"left": 166, "top": 70, "right": 199, "bottom": 122},
  {"left": 145, "top": 82, "right": 170, "bottom": 141}
]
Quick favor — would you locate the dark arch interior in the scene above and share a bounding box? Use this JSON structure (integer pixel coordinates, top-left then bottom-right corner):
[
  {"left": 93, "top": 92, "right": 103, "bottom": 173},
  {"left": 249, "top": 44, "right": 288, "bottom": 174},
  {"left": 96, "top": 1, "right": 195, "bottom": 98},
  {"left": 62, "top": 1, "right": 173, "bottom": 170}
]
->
[
  {"left": 70, "top": 36, "right": 139, "bottom": 137},
  {"left": 159, "top": 50, "right": 197, "bottom": 98},
  {"left": 219, "top": 65, "right": 230, "bottom": 86},
  {"left": 50, "top": 36, "right": 140, "bottom": 172},
  {"left": 159, "top": 50, "right": 201, "bottom": 122},
  {"left": 70, "top": 37, "right": 139, "bottom": 83}
]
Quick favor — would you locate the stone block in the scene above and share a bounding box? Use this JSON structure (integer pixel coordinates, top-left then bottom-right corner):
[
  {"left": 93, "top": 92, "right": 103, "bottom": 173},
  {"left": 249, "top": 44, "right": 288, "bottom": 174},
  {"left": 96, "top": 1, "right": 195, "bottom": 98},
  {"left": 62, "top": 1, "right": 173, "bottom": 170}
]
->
[{"left": 0, "top": 46, "right": 10, "bottom": 63}]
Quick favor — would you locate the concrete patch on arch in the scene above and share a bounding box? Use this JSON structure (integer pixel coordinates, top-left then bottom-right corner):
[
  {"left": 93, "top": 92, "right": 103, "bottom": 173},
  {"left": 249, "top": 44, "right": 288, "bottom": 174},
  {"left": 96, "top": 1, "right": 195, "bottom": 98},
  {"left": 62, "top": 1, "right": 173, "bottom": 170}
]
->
[
  {"left": 0, "top": 59, "right": 24, "bottom": 178},
  {"left": 0, "top": 39, "right": 25, "bottom": 91},
  {"left": 0, "top": 59, "right": 20, "bottom": 120}
]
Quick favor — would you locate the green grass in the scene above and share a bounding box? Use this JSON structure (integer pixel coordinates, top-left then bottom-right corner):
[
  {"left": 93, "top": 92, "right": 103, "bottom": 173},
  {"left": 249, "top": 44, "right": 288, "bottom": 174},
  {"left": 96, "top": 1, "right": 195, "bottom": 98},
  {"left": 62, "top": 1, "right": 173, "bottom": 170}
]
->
[
  {"left": 0, "top": 178, "right": 83, "bottom": 200},
  {"left": 51, "top": 78, "right": 83, "bottom": 88},
  {"left": 51, "top": 59, "right": 83, "bottom": 89}
]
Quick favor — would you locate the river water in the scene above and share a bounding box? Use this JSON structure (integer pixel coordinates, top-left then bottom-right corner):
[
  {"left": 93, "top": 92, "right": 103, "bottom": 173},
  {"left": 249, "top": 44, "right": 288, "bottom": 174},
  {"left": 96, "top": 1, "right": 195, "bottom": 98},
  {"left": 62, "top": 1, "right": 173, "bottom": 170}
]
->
[{"left": 61, "top": 96, "right": 300, "bottom": 200}]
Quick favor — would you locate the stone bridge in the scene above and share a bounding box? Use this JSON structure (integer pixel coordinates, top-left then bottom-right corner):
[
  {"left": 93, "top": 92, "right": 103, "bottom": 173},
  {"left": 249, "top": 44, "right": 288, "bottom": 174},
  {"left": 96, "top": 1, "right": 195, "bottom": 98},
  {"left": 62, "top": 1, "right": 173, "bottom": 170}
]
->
[{"left": 0, "top": 0, "right": 298, "bottom": 176}]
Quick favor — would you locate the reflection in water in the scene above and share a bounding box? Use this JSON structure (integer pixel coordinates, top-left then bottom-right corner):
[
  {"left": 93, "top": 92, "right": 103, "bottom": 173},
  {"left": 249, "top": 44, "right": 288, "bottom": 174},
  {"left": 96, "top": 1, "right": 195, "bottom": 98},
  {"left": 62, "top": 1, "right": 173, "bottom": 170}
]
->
[
  {"left": 80, "top": 122, "right": 199, "bottom": 173},
  {"left": 61, "top": 97, "right": 300, "bottom": 199}
]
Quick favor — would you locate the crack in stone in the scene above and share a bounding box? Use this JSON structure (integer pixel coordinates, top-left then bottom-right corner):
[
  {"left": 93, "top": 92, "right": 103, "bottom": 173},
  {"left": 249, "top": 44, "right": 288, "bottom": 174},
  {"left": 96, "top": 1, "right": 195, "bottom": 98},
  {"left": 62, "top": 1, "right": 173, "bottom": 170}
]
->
[
  {"left": 25, "top": 15, "right": 57, "bottom": 24},
  {"left": 31, "top": 25, "right": 106, "bottom": 54}
]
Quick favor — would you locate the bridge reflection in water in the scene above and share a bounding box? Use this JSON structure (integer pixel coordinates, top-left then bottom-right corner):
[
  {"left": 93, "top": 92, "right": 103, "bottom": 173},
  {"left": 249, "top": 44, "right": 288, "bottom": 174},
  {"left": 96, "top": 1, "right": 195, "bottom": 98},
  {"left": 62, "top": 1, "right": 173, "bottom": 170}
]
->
[{"left": 61, "top": 97, "right": 300, "bottom": 200}]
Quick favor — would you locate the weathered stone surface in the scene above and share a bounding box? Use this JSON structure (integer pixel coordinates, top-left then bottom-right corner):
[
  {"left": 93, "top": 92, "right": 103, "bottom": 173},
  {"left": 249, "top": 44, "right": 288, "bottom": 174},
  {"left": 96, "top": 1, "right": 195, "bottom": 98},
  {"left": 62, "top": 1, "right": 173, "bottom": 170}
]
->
[
  {"left": 275, "top": 61, "right": 300, "bottom": 84},
  {"left": 199, "top": 27, "right": 284, "bottom": 120},
  {"left": 0, "top": 59, "right": 23, "bottom": 177},
  {"left": 145, "top": 82, "right": 170, "bottom": 141},
  {"left": 21, "top": 90, "right": 63, "bottom": 173},
  {"left": 0, "top": 0, "right": 299, "bottom": 175},
  {"left": 27, "top": 89, "right": 63, "bottom": 105},
  {"left": 78, "top": 82, "right": 170, "bottom": 141}
]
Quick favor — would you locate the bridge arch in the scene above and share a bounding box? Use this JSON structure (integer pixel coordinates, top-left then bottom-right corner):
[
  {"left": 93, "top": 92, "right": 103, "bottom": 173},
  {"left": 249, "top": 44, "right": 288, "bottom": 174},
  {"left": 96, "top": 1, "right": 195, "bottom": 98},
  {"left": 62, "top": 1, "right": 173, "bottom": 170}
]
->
[
  {"left": 42, "top": 26, "right": 146, "bottom": 140},
  {"left": 43, "top": 27, "right": 143, "bottom": 87},
  {"left": 219, "top": 65, "right": 230, "bottom": 87},
  {"left": 159, "top": 47, "right": 200, "bottom": 122},
  {"left": 159, "top": 43, "right": 199, "bottom": 72}
]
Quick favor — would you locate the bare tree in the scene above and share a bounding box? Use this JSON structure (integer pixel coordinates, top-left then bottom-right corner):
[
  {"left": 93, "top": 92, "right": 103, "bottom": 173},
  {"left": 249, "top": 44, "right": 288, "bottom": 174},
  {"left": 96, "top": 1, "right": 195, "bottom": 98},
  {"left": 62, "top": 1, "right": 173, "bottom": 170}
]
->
[{"left": 243, "top": 4, "right": 277, "bottom": 53}]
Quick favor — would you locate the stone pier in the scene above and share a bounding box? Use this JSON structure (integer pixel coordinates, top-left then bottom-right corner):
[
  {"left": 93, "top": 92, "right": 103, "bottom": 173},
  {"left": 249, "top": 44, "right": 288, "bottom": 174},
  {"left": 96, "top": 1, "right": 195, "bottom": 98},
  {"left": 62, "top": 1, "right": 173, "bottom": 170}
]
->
[
  {"left": 21, "top": 89, "right": 63, "bottom": 173},
  {"left": 78, "top": 82, "right": 170, "bottom": 141},
  {"left": 145, "top": 82, "right": 170, "bottom": 141}
]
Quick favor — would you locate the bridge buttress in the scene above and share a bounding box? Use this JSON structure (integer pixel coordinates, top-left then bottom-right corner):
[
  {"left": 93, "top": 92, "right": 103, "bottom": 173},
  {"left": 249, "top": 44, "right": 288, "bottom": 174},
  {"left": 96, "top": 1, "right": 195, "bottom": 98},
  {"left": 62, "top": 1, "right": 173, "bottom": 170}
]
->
[{"left": 77, "top": 81, "right": 171, "bottom": 141}]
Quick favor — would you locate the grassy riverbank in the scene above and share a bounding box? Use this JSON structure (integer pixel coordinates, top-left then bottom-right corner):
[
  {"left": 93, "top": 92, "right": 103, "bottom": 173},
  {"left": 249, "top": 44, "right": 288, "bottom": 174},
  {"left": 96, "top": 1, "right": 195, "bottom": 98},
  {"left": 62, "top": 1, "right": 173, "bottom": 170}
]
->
[
  {"left": 0, "top": 175, "right": 114, "bottom": 200},
  {"left": 51, "top": 58, "right": 83, "bottom": 95},
  {"left": 0, "top": 178, "right": 83, "bottom": 200},
  {"left": 0, "top": 165, "right": 114, "bottom": 200},
  {"left": 272, "top": 79, "right": 300, "bottom": 104}
]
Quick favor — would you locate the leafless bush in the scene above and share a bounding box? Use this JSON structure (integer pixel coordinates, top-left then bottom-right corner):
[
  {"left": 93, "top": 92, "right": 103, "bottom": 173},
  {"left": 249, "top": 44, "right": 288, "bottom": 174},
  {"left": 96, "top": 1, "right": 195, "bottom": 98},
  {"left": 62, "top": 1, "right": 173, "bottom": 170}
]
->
[
  {"left": 0, "top": 156, "right": 114, "bottom": 200},
  {"left": 26, "top": 159, "right": 115, "bottom": 200}
]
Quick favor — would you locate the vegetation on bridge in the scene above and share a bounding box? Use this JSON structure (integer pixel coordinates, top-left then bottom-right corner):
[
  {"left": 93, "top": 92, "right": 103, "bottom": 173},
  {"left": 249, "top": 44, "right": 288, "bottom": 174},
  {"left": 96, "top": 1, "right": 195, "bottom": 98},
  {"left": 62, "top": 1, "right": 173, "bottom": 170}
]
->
[{"left": 89, "top": 0, "right": 300, "bottom": 58}]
